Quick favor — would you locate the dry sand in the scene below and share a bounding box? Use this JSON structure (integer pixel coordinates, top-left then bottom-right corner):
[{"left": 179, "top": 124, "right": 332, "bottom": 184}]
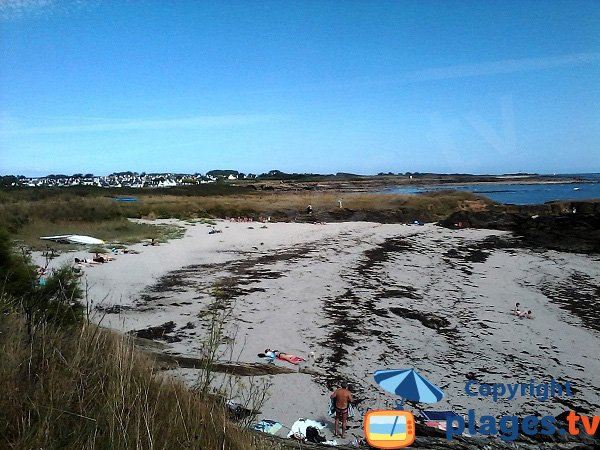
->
[{"left": 36, "top": 219, "right": 600, "bottom": 443}]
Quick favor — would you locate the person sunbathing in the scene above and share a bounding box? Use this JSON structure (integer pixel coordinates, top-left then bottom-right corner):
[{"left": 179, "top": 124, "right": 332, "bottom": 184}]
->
[
  {"left": 93, "top": 252, "right": 115, "bottom": 263},
  {"left": 264, "top": 348, "right": 278, "bottom": 363},
  {"left": 512, "top": 302, "right": 522, "bottom": 315},
  {"left": 75, "top": 257, "right": 100, "bottom": 266},
  {"left": 519, "top": 310, "right": 533, "bottom": 319}
]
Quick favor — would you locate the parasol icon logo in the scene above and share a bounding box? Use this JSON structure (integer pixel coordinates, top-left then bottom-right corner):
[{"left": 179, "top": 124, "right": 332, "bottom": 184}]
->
[{"left": 364, "top": 410, "right": 416, "bottom": 449}]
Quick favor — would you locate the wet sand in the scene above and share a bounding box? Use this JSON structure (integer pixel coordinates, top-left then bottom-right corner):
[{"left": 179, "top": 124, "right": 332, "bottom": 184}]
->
[{"left": 36, "top": 219, "right": 600, "bottom": 444}]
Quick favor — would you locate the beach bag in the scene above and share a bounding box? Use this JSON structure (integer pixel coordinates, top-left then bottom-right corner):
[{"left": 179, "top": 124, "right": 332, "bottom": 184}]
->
[{"left": 305, "top": 426, "right": 326, "bottom": 443}]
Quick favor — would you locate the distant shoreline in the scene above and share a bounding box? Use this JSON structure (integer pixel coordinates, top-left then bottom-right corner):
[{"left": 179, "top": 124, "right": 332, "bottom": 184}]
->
[{"left": 250, "top": 175, "right": 599, "bottom": 194}]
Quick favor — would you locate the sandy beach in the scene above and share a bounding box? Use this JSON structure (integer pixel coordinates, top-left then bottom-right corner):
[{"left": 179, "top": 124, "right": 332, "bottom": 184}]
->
[{"left": 36, "top": 219, "right": 600, "bottom": 444}]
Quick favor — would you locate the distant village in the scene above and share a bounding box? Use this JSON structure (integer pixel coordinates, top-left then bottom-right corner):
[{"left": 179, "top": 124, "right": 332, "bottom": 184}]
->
[
  {"left": 0, "top": 170, "right": 260, "bottom": 188},
  {"left": 0, "top": 170, "right": 404, "bottom": 188}
]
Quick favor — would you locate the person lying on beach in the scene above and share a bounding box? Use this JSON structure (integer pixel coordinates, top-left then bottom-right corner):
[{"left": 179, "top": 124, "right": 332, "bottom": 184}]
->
[
  {"left": 92, "top": 252, "right": 115, "bottom": 263},
  {"left": 264, "top": 348, "right": 278, "bottom": 363},
  {"left": 263, "top": 349, "right": 306, "bottom": 365},
  {"left": 93, "top": 254, "right": 106, "bottom": 263},
  {"left": 519, "top": 310, "right": 533, "bottom": 319},
  {"left": 75, "top": 257, "right": 100, "bottom": 267}
]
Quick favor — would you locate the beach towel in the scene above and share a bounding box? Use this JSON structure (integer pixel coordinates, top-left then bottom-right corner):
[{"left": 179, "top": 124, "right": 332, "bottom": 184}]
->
[
  {"left": 328, "top": 398, "right": 335, "bottom": 417},
  {"left": 276, "top": 353, "right": 305, "bottom": 365},
  {"left": 253, "top": 419, "right": 282, "bottom": 435}
]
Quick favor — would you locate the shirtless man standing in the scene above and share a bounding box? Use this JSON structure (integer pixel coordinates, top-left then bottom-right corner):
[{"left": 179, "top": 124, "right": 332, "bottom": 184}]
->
[{"left": 330, "top": 382, "right": 353, "bottom": 438}]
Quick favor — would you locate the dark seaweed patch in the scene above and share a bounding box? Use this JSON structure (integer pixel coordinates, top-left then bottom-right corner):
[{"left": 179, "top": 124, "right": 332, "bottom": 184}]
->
[
  {"left": 540, "top": 271, "right": 600, "bottom": 332},
  {"left": 379, "top": 286, "right": 420, "bottom": 300},
  {"left": 389, "top": 307, "right": 452, "bottom": 331},
  {"left": 94, "top": 304, "right": 133, "bottom": 314},
  {"left": 129, "top": 321, "right": 182, "bottom": 343},
  {"left": 357, "top": 237, "right": 412, "bottom": 275}
]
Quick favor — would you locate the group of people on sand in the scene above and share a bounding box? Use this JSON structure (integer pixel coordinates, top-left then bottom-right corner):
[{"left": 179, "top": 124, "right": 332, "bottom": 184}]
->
[
  {"left": 227, "top": 216, "right": 271, "bottom": 223},
  {"left": 513, "top": 302, "right": 533, "bottom": 319}
]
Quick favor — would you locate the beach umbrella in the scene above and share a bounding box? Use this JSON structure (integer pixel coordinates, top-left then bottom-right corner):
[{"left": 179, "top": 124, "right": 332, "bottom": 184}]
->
[{"left": 374, "top": 368, "right": 444, "bottom": 407}]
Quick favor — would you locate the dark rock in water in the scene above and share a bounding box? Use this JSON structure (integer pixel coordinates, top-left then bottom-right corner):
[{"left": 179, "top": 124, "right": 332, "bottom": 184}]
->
[{"left": 439, "top": 205, "right": 600, "bottom": 254}]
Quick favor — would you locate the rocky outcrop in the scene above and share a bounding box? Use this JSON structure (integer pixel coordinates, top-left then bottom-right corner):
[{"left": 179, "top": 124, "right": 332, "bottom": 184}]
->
[{"left": 439, "top": 202, "right": 600, "bottom": 254}]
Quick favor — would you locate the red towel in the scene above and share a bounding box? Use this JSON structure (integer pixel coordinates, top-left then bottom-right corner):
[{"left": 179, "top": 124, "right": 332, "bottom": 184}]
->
[{"left": 276, "top": 353, "right": 305, "bottom": 365}]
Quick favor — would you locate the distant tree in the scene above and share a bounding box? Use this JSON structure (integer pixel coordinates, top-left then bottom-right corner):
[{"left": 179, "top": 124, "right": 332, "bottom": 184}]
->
[
  {"left": 206, "top": 169, "right": 239, "bottom": 178},
  {"left": 72, "top": 173, "right": 83, "bottom": 178},
  {"left": 110, "top": 171, "right": 136, "bottom": 177},
  {"left": 0, "top": 176, "right": 18, "bottom": 188},
  {"left": 84, "top": 173, "right": 94, "bottom": 178}
]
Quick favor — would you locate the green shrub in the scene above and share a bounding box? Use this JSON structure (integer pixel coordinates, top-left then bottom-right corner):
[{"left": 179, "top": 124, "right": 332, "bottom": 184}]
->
[{"left": 0, "top": 228, "right": 84, "bottom": 329}]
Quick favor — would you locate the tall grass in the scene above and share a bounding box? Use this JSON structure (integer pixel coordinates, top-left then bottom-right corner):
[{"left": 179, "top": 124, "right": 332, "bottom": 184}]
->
[
  {"left": 0, "top": 186, "right": 492, "bottom": 248},
  {"left": 0, "top": 312, "right": 283, "bottom": 450}
]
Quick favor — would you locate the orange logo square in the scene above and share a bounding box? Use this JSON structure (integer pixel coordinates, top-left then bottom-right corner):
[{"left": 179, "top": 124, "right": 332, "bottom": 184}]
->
[{"left": 364, "top": 410, "right": 416, "bottom": 449}]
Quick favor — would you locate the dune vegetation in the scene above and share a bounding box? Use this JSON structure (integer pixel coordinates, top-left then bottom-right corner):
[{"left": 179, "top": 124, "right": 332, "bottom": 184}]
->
[
  {"left": 0, "top": 184, "right": 492, "bottom": 249},
  {"left": 0, "top": 227, "right": 288, "bottom": 450}
]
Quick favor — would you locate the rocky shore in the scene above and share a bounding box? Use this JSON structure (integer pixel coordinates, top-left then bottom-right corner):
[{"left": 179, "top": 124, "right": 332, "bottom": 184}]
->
[{"left": 439, "top": 201, "right": 600, "bottom": 254}]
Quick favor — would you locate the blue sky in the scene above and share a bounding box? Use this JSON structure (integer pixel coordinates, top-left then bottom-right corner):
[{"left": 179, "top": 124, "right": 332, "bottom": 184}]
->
[{"left": 1, "top": 0, "right": 598, "bottom": 176}]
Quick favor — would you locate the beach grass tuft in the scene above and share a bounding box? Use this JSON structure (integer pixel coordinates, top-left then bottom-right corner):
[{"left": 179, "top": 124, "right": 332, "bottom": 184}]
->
[{"left": 0, "top": 311, "right": 285, "bottom": 450}]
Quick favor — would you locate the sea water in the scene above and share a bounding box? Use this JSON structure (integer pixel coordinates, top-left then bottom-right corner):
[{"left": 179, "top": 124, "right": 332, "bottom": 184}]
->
[{"left": 382, "top": 174, "right": 600, "bottom": 205}]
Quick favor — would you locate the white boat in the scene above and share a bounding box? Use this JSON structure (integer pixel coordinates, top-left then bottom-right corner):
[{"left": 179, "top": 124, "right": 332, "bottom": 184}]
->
[{"left": 40, "top": 234, "right": 105, "bottom": 245}]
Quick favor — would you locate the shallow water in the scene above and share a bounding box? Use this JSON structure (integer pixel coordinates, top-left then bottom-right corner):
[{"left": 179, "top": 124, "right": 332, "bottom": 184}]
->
[{"left": 382, "top": 180, "right": 600, "bottom": 205}]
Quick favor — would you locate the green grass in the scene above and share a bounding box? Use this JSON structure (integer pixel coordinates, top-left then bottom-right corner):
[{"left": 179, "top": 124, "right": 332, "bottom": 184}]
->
[
  {"left": 1, "top": 184, "right": 494, "bottom": 250},
  {"left": 12, "top": 219, "right": 185, "bottom": 251},
  {"left": 0, "top": 311, "right": 284, "bottom": 450}
]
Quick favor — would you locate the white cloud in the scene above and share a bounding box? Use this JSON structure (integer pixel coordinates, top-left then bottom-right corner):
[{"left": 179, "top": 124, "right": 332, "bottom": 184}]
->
[
  {"left": 246, "top": 52, "right": 600, "bottom": 94},
  {"left": 0, "top": 0, "right": 98, "bottom": 21},
  {"left": 404, "top": 52, "right": 600, "bottom": 82},
  {"left": 0, "top": 114, "right": 279, "bottom": 136},
  {"left": 0, "top": 0, "right": 55, "bottom": 20}
]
